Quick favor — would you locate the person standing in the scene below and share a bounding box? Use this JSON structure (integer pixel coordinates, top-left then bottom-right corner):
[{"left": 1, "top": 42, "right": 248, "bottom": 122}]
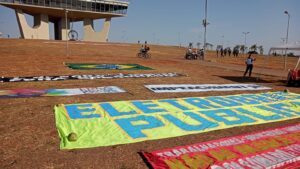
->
[
  {"left": 243, "top": 54, "right": 256, "bottom": 77},
  {"left": 228, "top": 48, "right": 232, "bottom": 56},
  {"left": 220, "top": 48, "right": 224, "bottom": 57}
]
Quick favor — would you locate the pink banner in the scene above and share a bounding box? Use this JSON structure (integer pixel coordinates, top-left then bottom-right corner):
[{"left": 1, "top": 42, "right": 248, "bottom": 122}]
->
[{"left": 142, "top": 123, "right": 300, "bottom": 169}]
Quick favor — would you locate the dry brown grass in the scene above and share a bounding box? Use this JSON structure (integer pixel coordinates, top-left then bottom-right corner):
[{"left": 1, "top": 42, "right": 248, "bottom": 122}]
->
[{"left": 0, "top": 39, "right": 299, "bottom": 169}]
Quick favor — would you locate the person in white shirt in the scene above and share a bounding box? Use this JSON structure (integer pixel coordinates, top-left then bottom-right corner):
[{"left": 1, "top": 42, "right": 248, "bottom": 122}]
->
[
  {"left": 188, "top": 47, "right": 192, "bottom": 54},
  {"left": 243, "top": 54, "right": 256, "bottom": 77}
]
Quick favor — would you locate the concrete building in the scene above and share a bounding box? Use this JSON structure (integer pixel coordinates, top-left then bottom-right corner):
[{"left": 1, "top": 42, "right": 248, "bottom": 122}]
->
[{"left": 0, "top": 0, "right": 129, "bottom": 42}]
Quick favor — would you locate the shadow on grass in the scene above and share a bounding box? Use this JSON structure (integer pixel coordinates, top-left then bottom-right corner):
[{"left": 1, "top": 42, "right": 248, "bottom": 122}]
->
[
  {"left": 138, "top": 152, "right": 154, "bottom": 169},
  {"left": 216, "top": 76, "right": 275, "bottom": 83},
  {"left": 216, "top": 76, "right": 300, "bottom": 88}
]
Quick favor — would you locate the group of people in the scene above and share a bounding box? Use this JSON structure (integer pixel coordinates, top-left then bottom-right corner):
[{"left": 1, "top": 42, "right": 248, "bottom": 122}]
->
[
  {"left": 217, "top": 47, "right": 240, "bottom": 57},
  {"left": 139, "top": 41, "right": 150, "bottom": 54},
  {"left": 185, "top": 47, "right": 204, "bottom": 60},
  {"left": 137, "top": 41, "right": 255, "bottom": 78},
  {"left": 140, "top": 45, "right": 150, "bottom": 54},
  {"left": 137, "top": 41, "right": 151, "bottom": 59}
]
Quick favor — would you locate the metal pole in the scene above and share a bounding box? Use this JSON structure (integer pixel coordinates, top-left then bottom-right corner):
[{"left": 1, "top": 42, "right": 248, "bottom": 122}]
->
[
  {"left": 295, "top": 57, "right": 300, "bottom": 71},
  {"left": 203, "top": 0, "right": 207, "bottom": 60},
  {"left": 284, "top": 11, "right": 290, "bottom": 70},
  {"left": 281, "top": 38, "right": 285, "bottom": 55},
  {"left": 65, "top": 9, "right": 69, "bottom": 57},
  {"left": 221, "top": 35, "right": 224, "bottom": 47},
  {"left": 178, "top": 32, "right": 181, "bottom": 47},
  {"left": 244, "top": 34, "right": 246, "bottom": 48}
]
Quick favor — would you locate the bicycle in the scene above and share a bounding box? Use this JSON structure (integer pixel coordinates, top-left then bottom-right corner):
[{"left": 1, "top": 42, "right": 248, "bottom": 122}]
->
[{"left": 137, "top": 51, "right": 151, "bottom": 59}]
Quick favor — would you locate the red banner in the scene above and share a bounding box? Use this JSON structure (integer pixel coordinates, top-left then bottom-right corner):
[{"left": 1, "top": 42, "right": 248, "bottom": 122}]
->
[{"left": 142, "top": 123, "right": 300, "bottom": 169}]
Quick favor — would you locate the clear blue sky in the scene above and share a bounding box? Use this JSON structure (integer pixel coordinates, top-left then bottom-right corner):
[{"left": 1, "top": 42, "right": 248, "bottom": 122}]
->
[{"left": 0, "top": 0, "right": 299, "bottom": 51}]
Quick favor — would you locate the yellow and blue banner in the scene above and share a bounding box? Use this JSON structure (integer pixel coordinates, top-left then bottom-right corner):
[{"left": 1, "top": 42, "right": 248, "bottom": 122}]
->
[{"left": 54, "top": 92, "right": 300, "bottom": 149}]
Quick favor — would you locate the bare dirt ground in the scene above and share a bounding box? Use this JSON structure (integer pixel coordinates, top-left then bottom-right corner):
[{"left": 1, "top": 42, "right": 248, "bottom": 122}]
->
[{"left": 0, "top": 39, "right": 299, "bottom": 169}]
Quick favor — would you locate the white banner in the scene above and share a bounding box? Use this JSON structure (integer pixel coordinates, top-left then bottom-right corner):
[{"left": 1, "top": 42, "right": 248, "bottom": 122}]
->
[
  {"left": 0, "top": 73, "right": 183, "bottom": 83},
  {"left": 145, "top": 84, "right": 271, "bottom": 93}
]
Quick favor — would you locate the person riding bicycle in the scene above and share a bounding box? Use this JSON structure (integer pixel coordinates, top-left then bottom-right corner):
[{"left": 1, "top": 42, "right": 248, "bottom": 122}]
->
[
  {"left": 185, "top": 47, "right": 194, "bottom": 59},
  {"left": 140, "top": 45, "right": 145, "bottom": 53},
  {"left": 140, "top": 43, "right": 150, "bottom": 53},
  {"left": 187, "top": 47, "right": 193, "bottom": 55},
  {"left": 145, "top": 45, "right": 150, "bottom": 53},
  {"left": 138, "top": 43, "right": 151, "bottom": 58},
  {"left": 140, "top": 45, "right": 150, "bottom": 54}
]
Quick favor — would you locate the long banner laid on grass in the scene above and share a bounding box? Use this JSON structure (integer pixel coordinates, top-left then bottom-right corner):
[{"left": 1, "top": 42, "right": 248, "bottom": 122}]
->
[
  {"left": 142, "top": 123, "right": 300, "bottom": 169},
  {"left": 145, "top": 84, "right": 271, "bottom": 93},
  {"left": 66, "top": 63, "right": 153, "bottom": 70},
  {"left": 0, "top": 86, "right": 125, "bottom": 98},
  {"left": 54, "top": 92, "right": 300, "bottom": 149},
  {"left": 0, "top": 72, "right": 182, "bottom": 83}
]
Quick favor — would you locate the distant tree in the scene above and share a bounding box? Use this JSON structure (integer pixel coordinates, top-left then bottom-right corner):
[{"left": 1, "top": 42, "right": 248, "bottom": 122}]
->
[
  {"left": 258, "top": 45, "right": 264, "bottom": 55},
  {"left": 234, "top": 45, "right": 240, "bottom": 50},
  {"left": 240, "top": 45, "right": 246, "bottom": 54},
  {"left": 232, "top": 45, "right": 240, "bottom": 57},
  {"left": 216, "top": 45, "right": 223, "bottom": 50},
  {"left": 205, "top": 43, "right": 213, "bottom": 50},
  {"left": 250, "top": 44, "right": 257, "bottom": 52},
  {"left": 287, "top": 52, "right": 295, "bottom": 57}
]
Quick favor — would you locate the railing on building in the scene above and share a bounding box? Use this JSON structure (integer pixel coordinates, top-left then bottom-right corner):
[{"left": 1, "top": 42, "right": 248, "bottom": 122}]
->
[{"left": 0, "top": 0, "right": 128, "bottom": 15}]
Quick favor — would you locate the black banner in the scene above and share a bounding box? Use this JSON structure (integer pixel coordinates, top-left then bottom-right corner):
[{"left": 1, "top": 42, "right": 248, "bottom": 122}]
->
[{"left": 0, "top": 73, "right": 184, "bottom": 83}]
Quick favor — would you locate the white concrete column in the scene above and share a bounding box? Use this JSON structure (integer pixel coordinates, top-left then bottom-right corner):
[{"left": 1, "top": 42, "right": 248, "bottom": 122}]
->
[
  {"left": 83, "top": 18, "right": 111, "bottom": 42},
  {"left": 15, "top": 9, "right": 49, "bottom": 39}
]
